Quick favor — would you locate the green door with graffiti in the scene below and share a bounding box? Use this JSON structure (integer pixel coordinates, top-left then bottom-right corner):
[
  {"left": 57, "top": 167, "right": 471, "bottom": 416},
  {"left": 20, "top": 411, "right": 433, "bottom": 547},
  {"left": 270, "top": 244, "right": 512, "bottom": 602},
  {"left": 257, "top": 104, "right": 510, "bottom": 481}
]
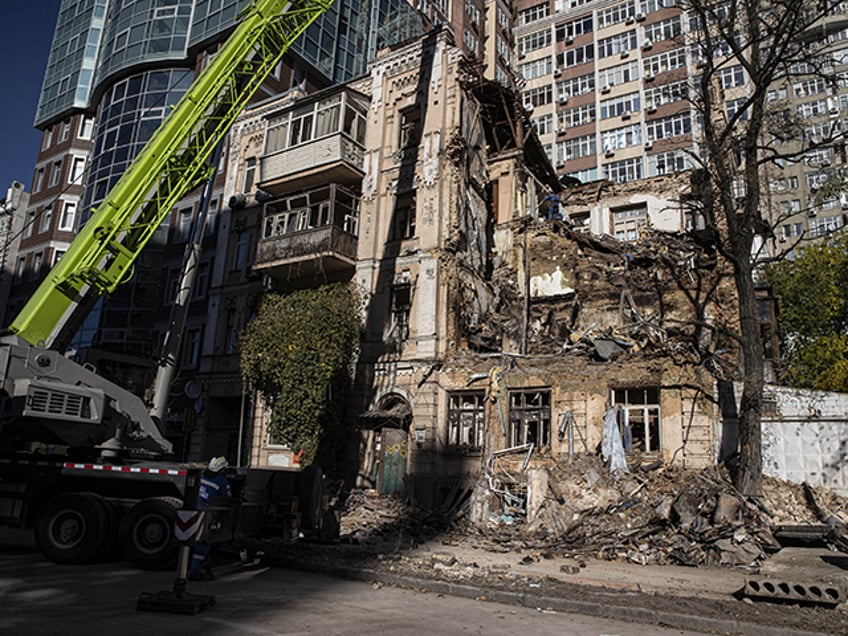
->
[{"left": 380, "top": 427, "right": 407, "bottom": 494}]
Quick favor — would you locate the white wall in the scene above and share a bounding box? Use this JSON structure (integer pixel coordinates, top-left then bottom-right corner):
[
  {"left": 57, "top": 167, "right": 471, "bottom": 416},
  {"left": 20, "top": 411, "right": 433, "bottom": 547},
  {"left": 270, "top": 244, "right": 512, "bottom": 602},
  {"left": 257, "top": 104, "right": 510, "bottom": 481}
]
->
[{"left": 758, "top": 385, "right": 848, "bottom": 494}]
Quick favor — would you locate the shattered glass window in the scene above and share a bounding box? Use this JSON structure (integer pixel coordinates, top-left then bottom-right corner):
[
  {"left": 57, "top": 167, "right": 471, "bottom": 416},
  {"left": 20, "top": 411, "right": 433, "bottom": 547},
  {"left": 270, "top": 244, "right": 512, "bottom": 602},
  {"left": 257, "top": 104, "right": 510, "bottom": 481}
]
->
[
  {"left": 447, "top": 391, "right": 485, "bottom": 450},
  {"left": 508, "top": 390, "right": 551, "bottom": 448},
  {"left": 390, "top": 191, "right": 417, "bottom": 240},
  {"left": 399, "top": 106, "right": 421, "bottom": 149},
  {"left": 613, "top": 387, "right": 660, "bottom": 452}
]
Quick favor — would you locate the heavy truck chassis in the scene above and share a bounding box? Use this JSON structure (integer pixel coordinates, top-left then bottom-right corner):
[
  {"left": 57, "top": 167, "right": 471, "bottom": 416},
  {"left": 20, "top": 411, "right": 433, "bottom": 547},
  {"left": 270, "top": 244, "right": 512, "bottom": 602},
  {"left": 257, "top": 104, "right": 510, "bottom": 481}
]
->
[
  {"left": 0, "top": 456, "right": 326, "bottom": 567},
  {"left": 0, "top": 0, "right": 334, "bottom": 569}
]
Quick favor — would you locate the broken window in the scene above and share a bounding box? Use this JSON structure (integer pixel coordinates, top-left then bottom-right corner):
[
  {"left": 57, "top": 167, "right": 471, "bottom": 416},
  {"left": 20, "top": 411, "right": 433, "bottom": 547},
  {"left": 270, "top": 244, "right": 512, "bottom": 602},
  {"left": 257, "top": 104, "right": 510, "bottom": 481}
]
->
[
  {"left": 570, "top": 210, "right": 591, "bottom": 232},
  {"left": 391, "top": 190, "right": 416, "bottom": 240},
  {"left": 447, "top": 391, "right": 485, "bottom": 450},
  {"left": 398, "top": 105, "right": 421, "bottom": 149},
  {"left": 389, "top": 281, "right": 411, "bottom": 342},
  {"left": 613, "top": 387, "right": 660, "bottom": 453},
  {"left": 611, "top": 203, "right": 647, "bottom": 241},
  {"left": 509, "top": 390, "right": 551, "bottom": 447},
  {"left": 682, "top": 198, "right": 706, "bottom": 231}
]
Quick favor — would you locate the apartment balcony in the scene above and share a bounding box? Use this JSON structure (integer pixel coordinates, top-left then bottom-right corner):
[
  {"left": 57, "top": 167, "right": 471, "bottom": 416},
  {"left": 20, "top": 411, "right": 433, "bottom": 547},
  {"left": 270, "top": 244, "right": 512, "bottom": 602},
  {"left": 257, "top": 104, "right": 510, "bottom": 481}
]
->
[
  {"left": 254, "top": 183, "right": 359, "bottom": 288},
  {"left": 258, "top": 88, "right": 368, "bottom": 194},
  {"left": 260, "top": 134, "right": 365, "bottom": 193}
]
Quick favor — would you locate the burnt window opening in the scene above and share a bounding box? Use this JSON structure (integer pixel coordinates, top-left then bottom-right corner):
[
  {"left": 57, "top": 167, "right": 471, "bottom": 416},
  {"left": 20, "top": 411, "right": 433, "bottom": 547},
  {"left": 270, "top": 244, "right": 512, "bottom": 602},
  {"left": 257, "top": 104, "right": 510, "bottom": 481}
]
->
[
  {"left": 509, "top": 390, "right": 551, "bottom": 447},
  {"left": 447, "top": 391, "right": 485, "bottom": 450},
  {"left": 613, "top": 387, "right": 661, "bottom": 453},
  {"left": 399, "top": 104, "right": 421, "bottom": 149},
  {"left": 570, "top": 210, "right": 591, "bottom": 232},
  {"left": 391, "top": 190, "right": 416, "bottom": 241}
]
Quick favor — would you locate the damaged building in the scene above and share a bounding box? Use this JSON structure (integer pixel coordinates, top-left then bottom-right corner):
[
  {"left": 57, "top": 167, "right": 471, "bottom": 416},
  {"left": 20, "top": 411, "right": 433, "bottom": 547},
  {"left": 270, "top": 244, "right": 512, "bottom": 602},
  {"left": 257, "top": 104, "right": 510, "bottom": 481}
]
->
[{"left": 223, "top": 25, "right": 784, "bottom": 511}]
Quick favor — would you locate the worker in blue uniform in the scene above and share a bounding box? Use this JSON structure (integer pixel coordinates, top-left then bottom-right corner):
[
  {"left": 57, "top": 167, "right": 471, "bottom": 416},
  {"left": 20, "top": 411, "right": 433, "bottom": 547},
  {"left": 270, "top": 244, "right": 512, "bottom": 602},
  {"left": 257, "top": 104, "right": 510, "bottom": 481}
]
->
[
  {"left": 189, "top": 456, "right": 231, "bottom": 581},
  {"left": 545, "top": 191, "right": 563, "bottom": 221}
]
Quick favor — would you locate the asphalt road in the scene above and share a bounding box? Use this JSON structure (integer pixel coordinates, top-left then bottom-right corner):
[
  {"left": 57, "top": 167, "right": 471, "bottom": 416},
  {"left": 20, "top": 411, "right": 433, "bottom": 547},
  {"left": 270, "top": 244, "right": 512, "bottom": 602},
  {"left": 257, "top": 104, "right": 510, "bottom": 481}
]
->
[{"left": 0, "top": 531, "right": 703, "bottom": 636}]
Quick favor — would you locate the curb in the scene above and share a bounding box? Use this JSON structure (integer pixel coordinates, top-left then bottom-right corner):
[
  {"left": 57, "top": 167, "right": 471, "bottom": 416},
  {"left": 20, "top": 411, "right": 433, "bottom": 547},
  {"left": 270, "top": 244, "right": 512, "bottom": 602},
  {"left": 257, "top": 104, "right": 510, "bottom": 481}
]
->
[{"left": 263, "top": 554, "right": 832, "bottom": 636}]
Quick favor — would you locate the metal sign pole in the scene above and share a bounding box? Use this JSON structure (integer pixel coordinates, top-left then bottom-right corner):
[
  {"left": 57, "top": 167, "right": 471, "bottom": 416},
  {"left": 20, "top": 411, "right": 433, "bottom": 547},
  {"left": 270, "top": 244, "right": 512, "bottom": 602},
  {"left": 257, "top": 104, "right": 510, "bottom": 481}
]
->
[{"left": 137, "top": 467, "right": 216, "bottom": 614}]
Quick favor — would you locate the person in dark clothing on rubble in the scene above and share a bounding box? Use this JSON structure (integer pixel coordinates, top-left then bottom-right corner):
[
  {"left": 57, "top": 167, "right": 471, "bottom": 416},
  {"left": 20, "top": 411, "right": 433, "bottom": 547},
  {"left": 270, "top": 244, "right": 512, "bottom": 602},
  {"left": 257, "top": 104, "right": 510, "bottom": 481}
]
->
[
  {"left": 189, "top": 456, "right": 231, "bottom": 581},
  {"left": 542, "top": 189, "right": 563, "bottom": 221}
]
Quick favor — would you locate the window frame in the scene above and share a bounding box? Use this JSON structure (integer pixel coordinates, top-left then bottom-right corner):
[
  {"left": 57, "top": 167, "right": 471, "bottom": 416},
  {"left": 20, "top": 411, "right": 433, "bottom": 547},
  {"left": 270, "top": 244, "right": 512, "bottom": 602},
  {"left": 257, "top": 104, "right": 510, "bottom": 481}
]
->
[
  {"left": 612, "top": 387, "right": 661, "bottom": 453},
  {"left": 447, "top": 391, "right": 486, "bottom": 451},
  {"left": 508, "top": 389, "right": 551, "bottom": 448}
]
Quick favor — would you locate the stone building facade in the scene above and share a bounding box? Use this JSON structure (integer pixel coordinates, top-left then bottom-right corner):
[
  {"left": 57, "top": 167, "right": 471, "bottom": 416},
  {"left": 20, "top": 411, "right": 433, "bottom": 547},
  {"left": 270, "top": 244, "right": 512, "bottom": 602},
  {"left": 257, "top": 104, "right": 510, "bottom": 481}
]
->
[{"left": 226, "top": 27, "right": 741, "bottom": 508}]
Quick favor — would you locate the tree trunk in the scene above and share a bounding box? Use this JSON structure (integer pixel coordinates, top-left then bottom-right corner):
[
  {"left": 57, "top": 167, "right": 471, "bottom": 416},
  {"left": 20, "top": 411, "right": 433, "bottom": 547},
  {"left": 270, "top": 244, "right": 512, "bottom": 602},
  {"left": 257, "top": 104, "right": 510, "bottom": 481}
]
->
[{"left": 732, "top": 254, "right": 764, "bottom": 497}]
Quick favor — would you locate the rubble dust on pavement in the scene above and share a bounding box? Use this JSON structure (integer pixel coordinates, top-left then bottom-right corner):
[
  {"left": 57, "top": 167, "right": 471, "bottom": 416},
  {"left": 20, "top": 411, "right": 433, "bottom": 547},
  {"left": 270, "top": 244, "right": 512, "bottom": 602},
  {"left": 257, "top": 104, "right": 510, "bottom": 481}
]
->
[{"left": 255, "top": 455, "right": 848, "bottom": 635}]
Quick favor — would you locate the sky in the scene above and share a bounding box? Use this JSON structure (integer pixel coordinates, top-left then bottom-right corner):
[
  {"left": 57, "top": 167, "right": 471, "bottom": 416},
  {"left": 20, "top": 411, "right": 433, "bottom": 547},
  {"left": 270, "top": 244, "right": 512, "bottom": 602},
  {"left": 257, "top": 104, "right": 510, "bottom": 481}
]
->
[{"left": 0, "top": 0, "right": 61, "bottom": 195}]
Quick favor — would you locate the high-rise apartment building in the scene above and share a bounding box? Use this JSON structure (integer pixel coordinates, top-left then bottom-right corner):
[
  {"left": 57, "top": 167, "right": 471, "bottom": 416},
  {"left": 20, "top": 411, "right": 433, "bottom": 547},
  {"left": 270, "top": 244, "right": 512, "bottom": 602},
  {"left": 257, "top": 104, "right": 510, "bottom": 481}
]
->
[
  {"left": 515, "top": 1, "right": 695, "bottom": 187},
  {"left": 514, "top": 0, "right": 848, "bottom": 246}
]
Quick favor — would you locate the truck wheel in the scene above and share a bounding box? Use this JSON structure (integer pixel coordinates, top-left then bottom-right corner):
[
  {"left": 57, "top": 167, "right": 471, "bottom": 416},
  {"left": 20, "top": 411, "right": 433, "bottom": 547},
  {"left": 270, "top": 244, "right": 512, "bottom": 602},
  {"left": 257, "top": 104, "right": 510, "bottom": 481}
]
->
[
  {"left": 35, "top": 492, "right": 109, "bottom": 564},
  {"left": 297, "top": 465, "right": 324, "bottom": 531},
  {"left": 119, "top": 497, "right": 181, "bottom": 570}
]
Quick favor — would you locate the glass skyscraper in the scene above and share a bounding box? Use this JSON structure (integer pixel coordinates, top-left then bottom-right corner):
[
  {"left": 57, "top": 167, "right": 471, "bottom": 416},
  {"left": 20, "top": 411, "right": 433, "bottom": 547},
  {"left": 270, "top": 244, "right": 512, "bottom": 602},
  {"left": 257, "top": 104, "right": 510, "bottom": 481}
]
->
[{"left": 25, "top": 0, "right": 422, "bottom": 358}]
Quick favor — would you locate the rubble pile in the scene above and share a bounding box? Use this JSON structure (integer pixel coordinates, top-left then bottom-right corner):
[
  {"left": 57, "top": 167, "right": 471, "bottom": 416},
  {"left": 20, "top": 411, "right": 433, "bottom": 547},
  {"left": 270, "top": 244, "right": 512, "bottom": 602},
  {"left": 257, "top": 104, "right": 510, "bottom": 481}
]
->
[
  {"left": 338, "top": 488, "right": 456, "bottom": 546},
  {"left": 336, "top": 455, "right": 848, "bottom": 570},
  {"left": 464, "top": 453, "right": 848, "bottom": 568}
]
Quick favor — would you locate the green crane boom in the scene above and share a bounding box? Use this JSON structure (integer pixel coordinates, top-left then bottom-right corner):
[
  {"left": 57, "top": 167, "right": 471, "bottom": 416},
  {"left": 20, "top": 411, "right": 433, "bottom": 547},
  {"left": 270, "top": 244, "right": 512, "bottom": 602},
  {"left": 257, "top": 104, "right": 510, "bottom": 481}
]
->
[{"left": 9, "top": 0, "right": 332, "bottom": 350}]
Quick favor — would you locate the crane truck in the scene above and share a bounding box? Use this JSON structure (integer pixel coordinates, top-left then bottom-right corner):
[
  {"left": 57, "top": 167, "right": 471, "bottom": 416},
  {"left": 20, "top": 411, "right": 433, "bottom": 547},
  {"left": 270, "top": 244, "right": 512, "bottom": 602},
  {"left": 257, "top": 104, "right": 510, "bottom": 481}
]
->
[{"left": 0, "top": 0, "right": 332, "bottom": 568}]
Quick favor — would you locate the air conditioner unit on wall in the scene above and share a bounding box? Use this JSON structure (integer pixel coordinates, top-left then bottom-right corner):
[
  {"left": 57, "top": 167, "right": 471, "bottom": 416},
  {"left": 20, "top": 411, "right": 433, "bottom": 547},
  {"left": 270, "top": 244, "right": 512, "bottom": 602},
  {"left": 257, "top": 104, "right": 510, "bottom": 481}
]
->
[
  {"left": 642, "top": 39, "right": 653, "bottom": 50},
  {"left": 644, "top": 140, "right": 653, "bottom": 150},
  {"left": 646, "top": 101, "right": 656, "bottom": 113},
  {"left": 605, "top": 149, "right": 615, "bottom": 158},
  {"left": 554, "top": 68, "right": 562, "bottom": 77},
  {"left": 559, "top": 95, "right": 568, "bottom": 104},
  {"left": 601, "top": 84, "right": 611, "bottom": 93},
  {"left": 566, "top": 36, "right": 574, "bottom": 44},
  {"left": 636, "top": 12, "right": 646, "bottom": 21},
  {"left": 644, "top": 71, "right": 655, "bottom": 81}
]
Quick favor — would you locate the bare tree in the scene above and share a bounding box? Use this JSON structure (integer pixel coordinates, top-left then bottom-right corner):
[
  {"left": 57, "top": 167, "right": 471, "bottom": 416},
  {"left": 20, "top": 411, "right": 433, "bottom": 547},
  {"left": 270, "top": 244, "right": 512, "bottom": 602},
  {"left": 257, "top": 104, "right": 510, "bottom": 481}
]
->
[{"left": 682, "top": 0, "right": 847, "bottom": 495}]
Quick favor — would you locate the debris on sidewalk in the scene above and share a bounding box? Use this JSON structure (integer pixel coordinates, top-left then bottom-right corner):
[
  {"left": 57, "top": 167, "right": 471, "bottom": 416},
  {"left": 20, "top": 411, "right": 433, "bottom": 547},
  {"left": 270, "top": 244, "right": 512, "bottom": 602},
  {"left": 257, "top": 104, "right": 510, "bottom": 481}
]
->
[{"left": 333, "top": 454, "right": 848, "bottom": 572}]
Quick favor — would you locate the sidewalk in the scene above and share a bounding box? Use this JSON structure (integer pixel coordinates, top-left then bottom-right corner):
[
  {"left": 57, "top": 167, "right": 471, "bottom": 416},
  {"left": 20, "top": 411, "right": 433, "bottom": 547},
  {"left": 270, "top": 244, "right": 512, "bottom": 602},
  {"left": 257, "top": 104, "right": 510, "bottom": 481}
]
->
[
  {"left": 259, "top": 538, "right": 848, "bottom": 636},
  {"left": 405, "top": 539, "right": 747, "bottom": 600}
]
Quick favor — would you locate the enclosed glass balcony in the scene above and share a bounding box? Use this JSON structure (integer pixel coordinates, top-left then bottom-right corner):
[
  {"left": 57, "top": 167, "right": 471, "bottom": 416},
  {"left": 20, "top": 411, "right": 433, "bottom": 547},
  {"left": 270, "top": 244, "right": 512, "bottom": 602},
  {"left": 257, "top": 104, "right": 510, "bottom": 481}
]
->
[
  {"left": 258, "top": 88, "right": 368, "bottom": 193},
  {"left": 254, "top": 184, "right": 359, "bottom": 287}
]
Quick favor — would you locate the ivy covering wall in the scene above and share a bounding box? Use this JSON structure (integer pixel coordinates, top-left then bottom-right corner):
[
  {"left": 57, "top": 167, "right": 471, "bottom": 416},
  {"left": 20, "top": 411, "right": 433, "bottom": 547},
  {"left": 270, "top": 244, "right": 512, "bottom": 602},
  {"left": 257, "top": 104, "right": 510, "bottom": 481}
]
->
[{"left": 240, "top": 283, "right": 363, "bottom": 467}]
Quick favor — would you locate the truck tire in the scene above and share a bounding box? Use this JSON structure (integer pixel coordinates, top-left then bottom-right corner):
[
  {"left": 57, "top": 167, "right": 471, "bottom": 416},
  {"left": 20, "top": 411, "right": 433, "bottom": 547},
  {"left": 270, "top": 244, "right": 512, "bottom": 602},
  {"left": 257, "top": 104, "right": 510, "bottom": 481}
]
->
[
  {"left": 35, "top": 492, "right": 109, "bottom": 564},
  {"left": 119, "top": 497, "right": 181, "bottom": 570},
  {"left": 297, "top": 465, "right": 324, "bottom": 531}
]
